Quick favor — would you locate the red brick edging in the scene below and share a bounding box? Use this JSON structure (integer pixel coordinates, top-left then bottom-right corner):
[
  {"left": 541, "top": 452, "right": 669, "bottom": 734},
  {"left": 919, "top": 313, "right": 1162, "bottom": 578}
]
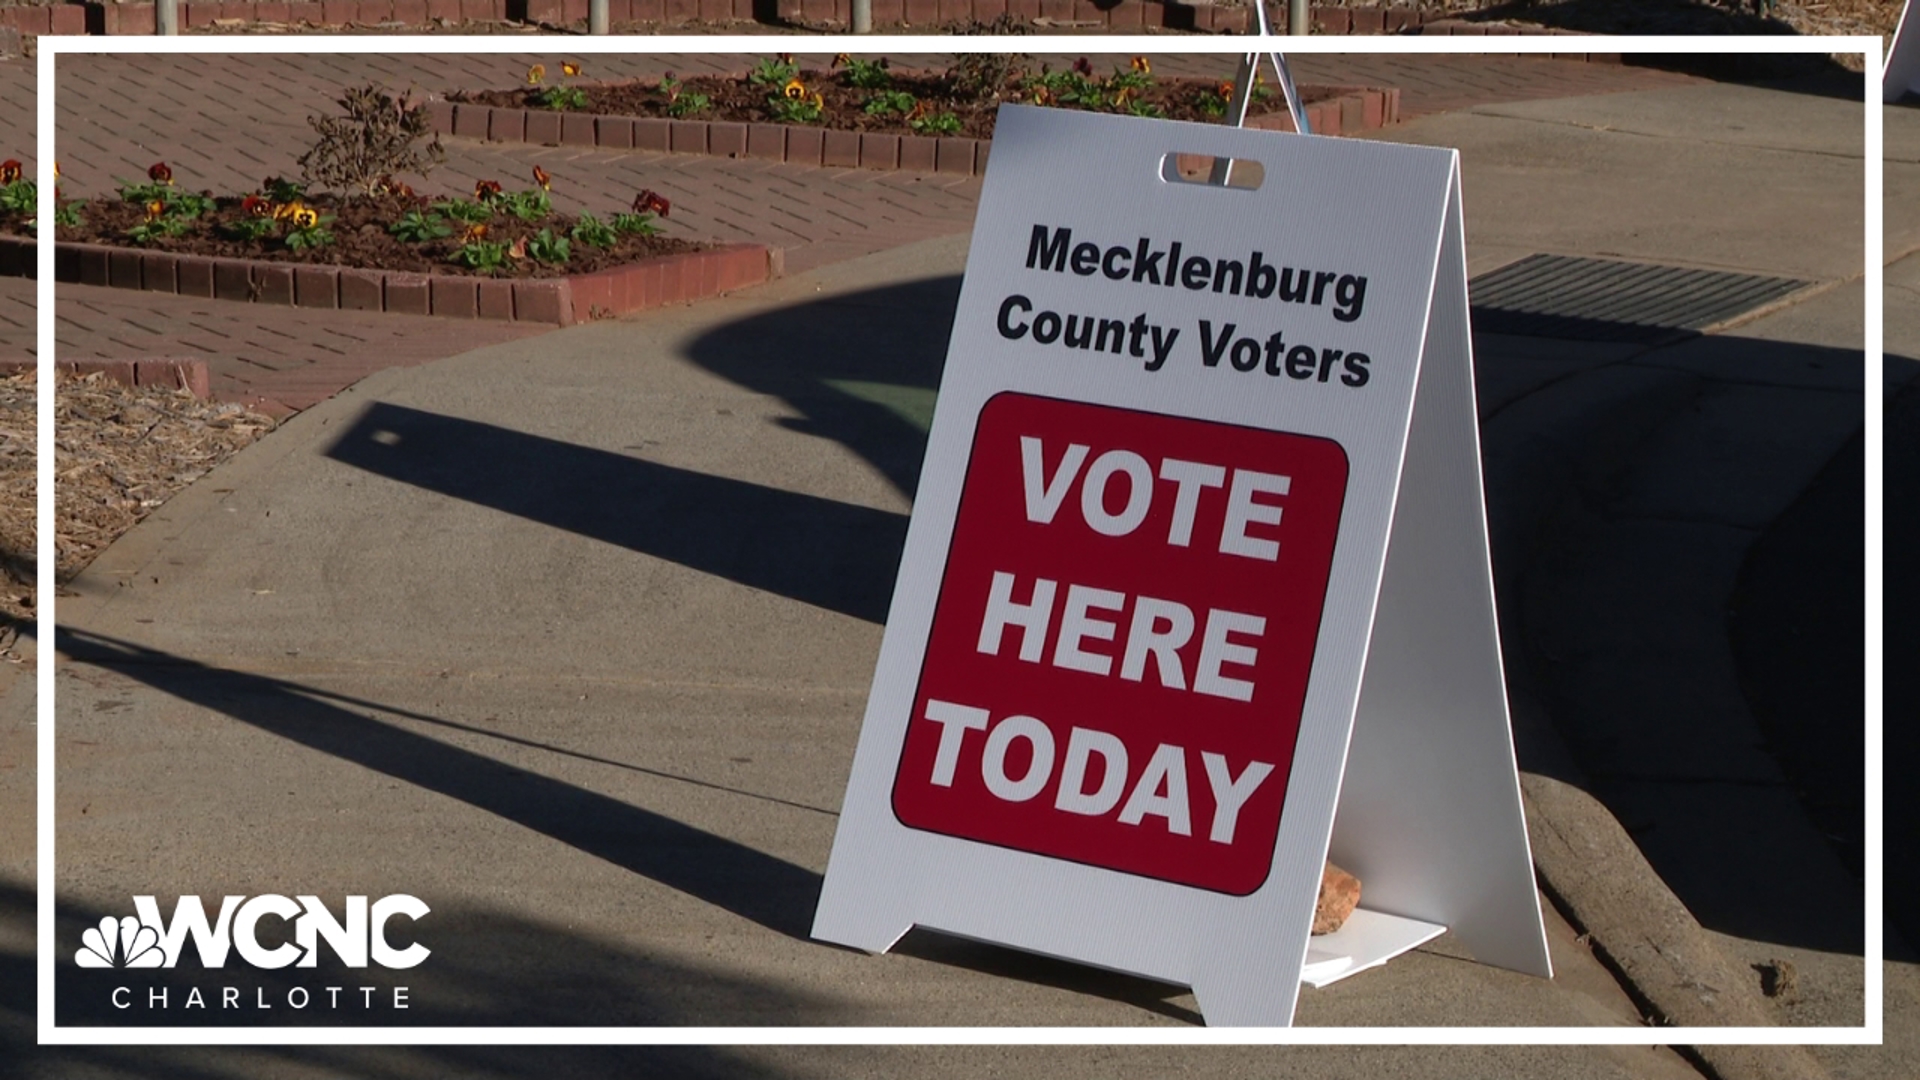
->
[
  {"left": 0, "top": 357, "right": 213, "bottom": 398},
  {"left": 0, "top": 0, "right": 1629, "bottom": 38},
  {"left": 0, "top": 234, "right": 780, "bottom": 326},
  {"left": 428, "top": 85, "right": 1401, "bottom": 172}
]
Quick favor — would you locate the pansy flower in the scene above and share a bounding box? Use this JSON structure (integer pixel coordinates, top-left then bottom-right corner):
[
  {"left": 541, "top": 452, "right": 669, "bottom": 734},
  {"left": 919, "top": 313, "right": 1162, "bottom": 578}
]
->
[
  {"left": 562, "top": 62, "right": 582, "bottom": 77},
  {"left": 1130, "top": 56, "right": 1151, "bottom": 75},
  {"left": 291, "top": 206, "right": 319, "bottom": 229},
  {"left": 527, "top": 64, "right": 547, "bottom": 85},
  {"left": 148, "top": 162, "right": 174, "bottom": 184},
  {"left": 633, "top": 189, "right": 670, "bottom": 217},
  {"left": 241, "top": 194, "right": 271, "bottom": 217},
  {"left": 532, "top": 165, "right": 551, "bottom": 191},
  {"left": 782, "top": 77, "right": 806, "bottom": 101},
  {"left": 144, "top": 200, "right": 165, "bottom": 222},
  {"left": 474, "top": 179, "right": 503, "bottom": 202},
  {"left": 0, "top": 160, "right": 20, "bottom": 185},
  {"left": 1072, "top": 57, "right": 1094, "bottom": 78}
]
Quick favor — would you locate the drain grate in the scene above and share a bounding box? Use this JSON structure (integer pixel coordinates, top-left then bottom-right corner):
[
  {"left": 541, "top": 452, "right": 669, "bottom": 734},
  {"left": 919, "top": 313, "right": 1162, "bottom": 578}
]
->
[{"left": 1468, "top": 254, "right": 1810, "bottom": 344}]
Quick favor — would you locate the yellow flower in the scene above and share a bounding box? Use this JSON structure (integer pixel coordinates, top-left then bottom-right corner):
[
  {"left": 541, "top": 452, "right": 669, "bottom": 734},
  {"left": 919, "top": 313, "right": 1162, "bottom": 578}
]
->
[
  {"left": 810, "top": 92, "right": 823, "bottom": 109},
  {"left": 527, "top": 64, "right": 547, "bottom": 85},
  {"left": 272, "top": 201, "right": 300, "bottom": 222},
  {"left": 782, "top": 77, "right": 805, "bottom": 101},
  {"left": 1131, "top": 56, "right": 1150, "bottom": 75},
  {"left": 144, "top": 200, "right": 164, "bottom": 222},
  {"left": 464, "top": 222, "right": 489, "bottom": 241},
  {"left": 832, "top": 53, "right": 850, "bottom": 68},
  {"left": 292, "top": 207, "right": 318, "bottom": 229},
  {"left": 562, "top": 62, "right": 582, "bottom": 77}
]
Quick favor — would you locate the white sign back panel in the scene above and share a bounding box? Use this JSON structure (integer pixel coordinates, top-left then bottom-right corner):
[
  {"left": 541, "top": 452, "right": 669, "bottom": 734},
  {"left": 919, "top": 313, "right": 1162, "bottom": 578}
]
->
[{"left": 813, "top": 105, "right": 1547, "bottom": 1026}]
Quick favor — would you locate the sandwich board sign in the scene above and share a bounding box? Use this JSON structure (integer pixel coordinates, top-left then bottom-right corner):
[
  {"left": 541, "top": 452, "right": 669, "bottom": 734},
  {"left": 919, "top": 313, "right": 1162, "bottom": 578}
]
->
[{"left": 811, "top": 104, "right": 1552, "bottom": 1026}]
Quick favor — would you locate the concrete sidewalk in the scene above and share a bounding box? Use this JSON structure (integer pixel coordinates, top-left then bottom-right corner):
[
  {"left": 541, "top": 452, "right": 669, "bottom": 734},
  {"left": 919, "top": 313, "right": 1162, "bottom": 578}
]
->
[{"left": 0, "top": 63, "right": 1899, "bottom": 1078}]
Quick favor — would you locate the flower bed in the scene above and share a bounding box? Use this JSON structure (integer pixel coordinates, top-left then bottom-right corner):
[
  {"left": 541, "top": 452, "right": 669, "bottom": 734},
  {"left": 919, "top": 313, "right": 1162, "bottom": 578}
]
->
[
  {"left": 439, "top": 58, "right": 1401, "bottom": 176},
  {"left": 453, "top": 54, "right": 1351, "bottom": 142},
  {"left": 0, "top": 165, "right": 776, "bottom": 326},
  {"left": 451, "top": 56, "right": 1339, "bottom": 144}
]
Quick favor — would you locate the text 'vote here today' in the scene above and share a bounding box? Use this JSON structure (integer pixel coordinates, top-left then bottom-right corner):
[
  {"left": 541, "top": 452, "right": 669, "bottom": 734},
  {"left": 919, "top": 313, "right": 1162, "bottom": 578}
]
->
[{"left": 892, "top": 393, "right": 1351, "bottom": 895}]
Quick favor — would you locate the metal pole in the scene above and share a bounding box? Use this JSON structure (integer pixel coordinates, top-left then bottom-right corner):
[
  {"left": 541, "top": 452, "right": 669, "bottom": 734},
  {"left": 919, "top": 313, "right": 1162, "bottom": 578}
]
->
[
  {"left": 853, "top": 0, "right": 871, "bottom": 33},
  {"left": 157, "top": 0, "right": 179, "bottom": 34},
  {"left": 1288, "top": 0, "right": 1307, "bottom": 34},
  {"left": 589, "top": 0, "right": 608, "bottom": 33}
]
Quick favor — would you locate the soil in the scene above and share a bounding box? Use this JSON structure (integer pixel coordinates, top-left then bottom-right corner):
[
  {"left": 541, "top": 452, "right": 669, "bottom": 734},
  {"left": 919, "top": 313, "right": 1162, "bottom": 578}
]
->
[
  {"left": 449, "top": 65, "right": 1339, "bottom": 142},
  {"left": 48, "top": 191, "right": 701, "bottom": 279}
]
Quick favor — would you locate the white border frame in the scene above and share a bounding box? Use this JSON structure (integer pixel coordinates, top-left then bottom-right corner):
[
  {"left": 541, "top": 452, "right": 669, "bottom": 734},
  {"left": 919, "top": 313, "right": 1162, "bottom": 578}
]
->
[{"left": 32, "top": 32, "right": 1884, "bottom": 1046}]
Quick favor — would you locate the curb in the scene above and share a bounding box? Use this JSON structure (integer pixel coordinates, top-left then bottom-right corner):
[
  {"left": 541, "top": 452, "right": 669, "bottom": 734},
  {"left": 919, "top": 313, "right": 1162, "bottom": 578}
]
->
[
  {"left": 0, "top": 234, "right": 781, "bottom": 326},
  {"left": 0, "top": 356, "right": 211, "bottom": 397},
  {"left": 429, "top": 86, "right": 1402, "bottom": 173},
  {"left": 1525, "top": 775, "right": 1833, "bottom": 1077},
  {"left": 0, "top": 0, "right": 1633, "bottom": 39}
]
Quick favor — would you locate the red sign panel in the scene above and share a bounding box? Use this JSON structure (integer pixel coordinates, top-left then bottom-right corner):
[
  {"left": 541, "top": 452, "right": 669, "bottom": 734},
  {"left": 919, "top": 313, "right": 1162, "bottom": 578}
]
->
[{"left": 892, "top": 393, "right": 1350, "bottom": 895}]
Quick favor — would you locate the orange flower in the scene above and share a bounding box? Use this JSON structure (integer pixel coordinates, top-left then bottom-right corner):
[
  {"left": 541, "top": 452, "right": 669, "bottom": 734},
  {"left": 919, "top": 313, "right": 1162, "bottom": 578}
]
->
[
  {"left": 633, "top": 189, "right": 670, "bottom": 217},
  {"left": 508, "top": 236, "right": 528, "bottom": 260},
  {"left": 562, "top": 62, "right": 582, "bottom": 77},
  {"left": 464, "top": 222, "right": 489, "bottom": 241},
  {"left": 532, "top": 165, "right": 551, "bottom": 191},
  {"left": 782, "top": 77, "right": 805, "bottom": 101},
  {"left": 832, "top": 53, "right": 850, "bottom": 68},
  {"left": 241, "top": 194, "right": 270, "bottom": 217},
  {"left": 148, "top": 162, "right": 173, "bottom": 184},
  {"left": 144, "top": 200, "right": 164, "bottom": 222},
  {"left": 0, "top": 160, "right": 20, "bottom": 185},
  {"left": 272, "top": 200, "right": 304, "bottom": 222},
  {"left": 527, "top": 64, "right": 547, "bottom": 85},
  {"left": 474, "top": 179, "right": 503, "bottom": 202},
  {"left": 1130, "top": 56, "right": 1150, "bottom": 75},
  {"left": 1217, "top": 80, "right": 1234, "bottom": 99}
]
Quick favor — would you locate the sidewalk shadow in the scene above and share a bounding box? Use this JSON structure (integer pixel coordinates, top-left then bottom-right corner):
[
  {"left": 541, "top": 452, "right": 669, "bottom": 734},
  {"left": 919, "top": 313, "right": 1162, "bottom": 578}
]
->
[
  {"left": 55, "top": 629, "right": 825, "bottom": 943},
  {"left": 683, "top": 274, "right": 959, "bottom": 502},
  {"left": 322, "top": 401, "right": 908, "bottom": 624}
]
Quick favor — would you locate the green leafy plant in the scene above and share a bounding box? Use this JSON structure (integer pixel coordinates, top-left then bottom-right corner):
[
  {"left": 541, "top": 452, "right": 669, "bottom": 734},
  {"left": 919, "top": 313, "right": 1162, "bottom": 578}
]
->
[
  {"left": 0, "top": 179, "right": 32, "bottom": 216},
  {"left": 262, "top": 176, "right": 307, "bottom": 203},
  {"left": 389, "top": 209, "right": 453, "bottom": 243},
  {"left": 283, "top": 215, "right": 336, "bottom": 252},
  {"left": 863, "top": 90, "right": 916, "bottom": 117},
  {"left": 453, "top": 239, "right": 509, "bottom": 273},
  {"left": 570, "top": 212, "right": 619, "bottom": 249},
  {"left": 125, "top": 214, "right": 195, "bottom": 245},
  {"left": 498, "top": 188, "right": 552, "bottom": 223},
  {"left": 432, "top": 198, "right": 492, "bottom": 225},
  {"left": 767, "top": 90, "right": 824, "bottom": 125},
  {"left": 52, "top": 202, "right": 81, "bottom": 229},
  {"left": 165, "top": 190, "right": 217, "bottom": 218},
  {"left": 748, "top": 55, "right": 799, "bottom": 87},
  {"left": 524, "top": 228, "right": 570, "bottom": 265},
  {"left": 666, "top": 90, "right": 711, "bottom": 118},
  {"left": 610, "top": 212, "right": 660, "bottom": 236},
  {"left": 1120, "top": 99, "right": 1165, "bottom": 119},
  {"left": 909, "top": 111, "right": 963, "bottom": 136},
  {"left": 222, "top": 216, "right": 278, "bottom": 242},
  {"left": 534, "top": 85, "right": 590, "bottom": 111},
  {"left": 839, "top": 57, "right": 892, "bottom": 90}
]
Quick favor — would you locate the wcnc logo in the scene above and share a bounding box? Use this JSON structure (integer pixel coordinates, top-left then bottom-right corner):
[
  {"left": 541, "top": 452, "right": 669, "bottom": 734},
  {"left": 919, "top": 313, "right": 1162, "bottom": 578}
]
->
[
  {"left": 72, "top": 895, "right": 431, "bottom": 1016},
  {"left": 75, "top": 895, "right": 430, "bottom": 969}
]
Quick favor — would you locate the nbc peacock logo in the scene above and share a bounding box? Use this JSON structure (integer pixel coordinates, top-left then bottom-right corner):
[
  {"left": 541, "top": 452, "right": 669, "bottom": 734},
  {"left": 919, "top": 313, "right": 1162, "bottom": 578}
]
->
[{"left": 75, "top": 915, "right": 166, "bottom": 969}]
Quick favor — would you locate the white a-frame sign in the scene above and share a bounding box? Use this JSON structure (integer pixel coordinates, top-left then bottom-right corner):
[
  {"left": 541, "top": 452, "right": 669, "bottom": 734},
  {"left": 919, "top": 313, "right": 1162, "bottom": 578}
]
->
[{"left": 812, "top": 104, "right": 1551, "bottom": 1026}]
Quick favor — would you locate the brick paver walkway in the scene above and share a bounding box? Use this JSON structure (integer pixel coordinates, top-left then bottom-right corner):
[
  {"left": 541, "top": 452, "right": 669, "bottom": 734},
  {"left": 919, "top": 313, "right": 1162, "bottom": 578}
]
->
[
  {"left": 38, "top": 50, "right": 1697, "bottom": 412},
  {"left": 1, "top": 60, "right": 38, "bottom": 365}
]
